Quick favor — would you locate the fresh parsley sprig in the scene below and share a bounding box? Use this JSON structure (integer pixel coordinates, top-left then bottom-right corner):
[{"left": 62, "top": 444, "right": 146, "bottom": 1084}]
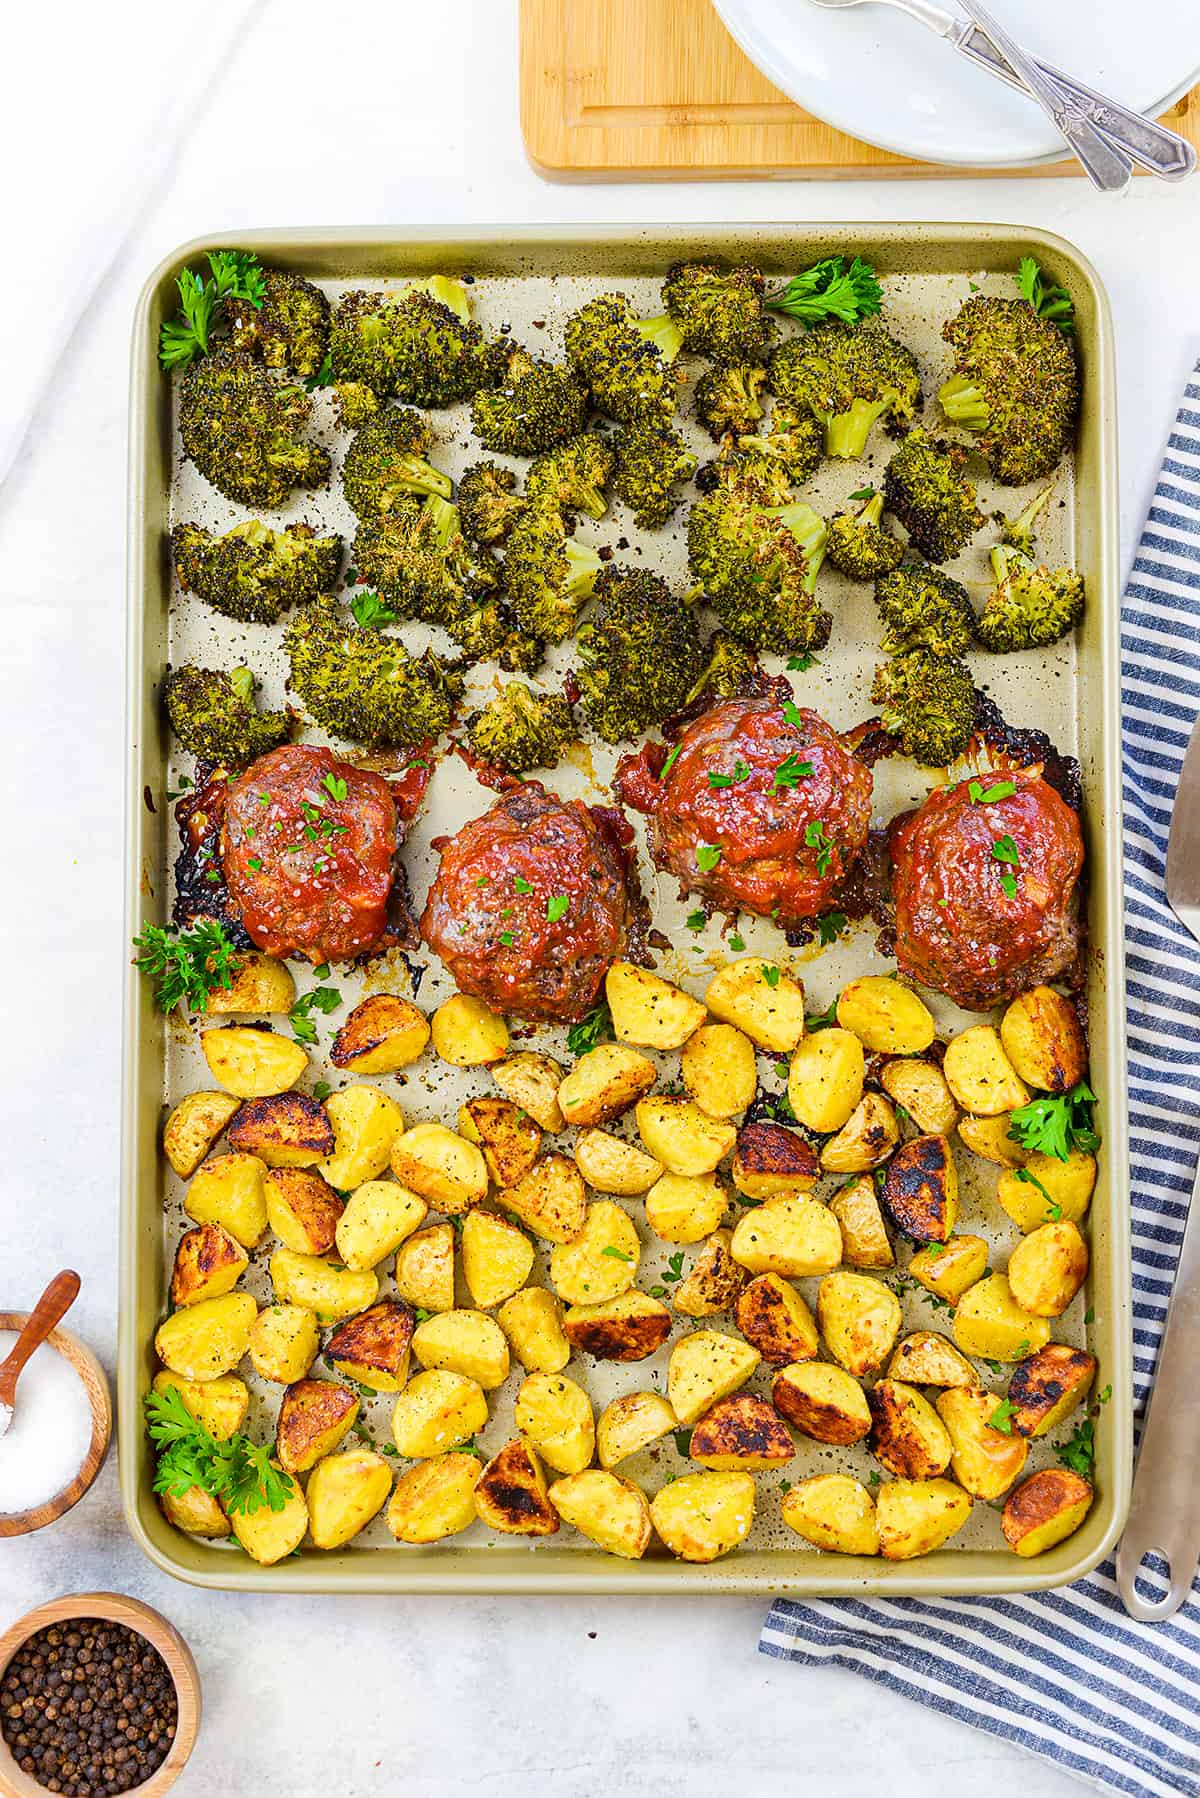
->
[
  {"left": 289, "top": 985, "right": 343, "bottom": 1045},
  {"left": 1008, "top": 1080, "right": 1099, "bottom": 1163},
  {"left": 1016, "top": 257, "right": 1075, "bottom": 338},
  {"left": 567, "top": 1000, "right": 614, "bottom": 1057},
  {"left": 159, "top": 250, "right": 266, "bottom": 371},
  {"left": 350, "top": 591, "right": 400, "bottom": 630},
  {"left": 132, "top": 919, "right": 239, "bottom": 1012},
  {"left": 767, "top": 256, "right": 883, "bottom": 327},
  {"left": 144, "top": 1386, "right": 293, "bottom": 1517}
]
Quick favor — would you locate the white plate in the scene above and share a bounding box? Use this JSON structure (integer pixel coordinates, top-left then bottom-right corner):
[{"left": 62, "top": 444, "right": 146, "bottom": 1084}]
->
[{"left": 712, "top": 0, "right": 1200, "bottom": 167}]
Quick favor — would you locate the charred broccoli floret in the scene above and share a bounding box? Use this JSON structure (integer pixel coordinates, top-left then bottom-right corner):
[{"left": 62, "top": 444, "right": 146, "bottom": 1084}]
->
[
  {"left": 661, "top": 262, "right": 773, "bottom": 361},
  {"left": 563, "top": 294, "right": 682, "bottom": 424},
  {"left": 172, "top": 520, "right": 342, "bottom": 624},
  {"left": 686, "top": 632, "right": 760, "bottom": 703},
  {"left": 575, "top": 567, "right": 705, "bottom": 742},
  {"left": 353, "top": 496, "right": 500, "bottom": 626},
  {"left": 457, "top": 461, "right": 529, "bottom": 543},
  {"left": 883, "top": 428, "right": 984, "bottom": 563},
  {"left": 285, "top": 596, "right": 462, "bottom": 747},
  {"left": 769, "top": 322, "right": 921, "bottom": 460},
  {"left": 165, "top": 666, "right": 291, "bottom": 766},
  {"left": 223, "top": 270, "right": 330, "bottom": 378},
  {"left": 871, "top": 652, "right": 976, "bottom": 767},
  {"left": 695, "top": 404, "right": 823, "bottom": 507},
  {"left": 824, "top": 490, "right": 903, "bottom": 580},
  {"left": 467, "top": 682, "right": 575, "bottom": 773},
  {"left": 687, "top": 488, "right": 831, "bottom": 654},
  {"left": 470, "top": 347, "right": 589, "bottom": 456},
  {"left": 999, "top": 483, "right": 1055, "bottom": 559},
  {"left": 333, "top": 382, "right": 380, "bottom": 428},
  {"left": 975, "top": 545, "right": 1085, "bottom": 652},
  {"left": 693, "top": 361, "right": 768, "bottom": 439},
  {"left": 938, "top": 295, "right": 1079, "bottom": 485},
  {"left": 179, "top": 351, "right": 329, "bottom": 508},
  {"left": 875, "top": 561, "right": 975, "bottom": 658},
  {"left": 330, "top": 288, "right": 502, "bottom": 409},
  {"left": 444, "top": 600, "right": 543, "bottom": 672},
  {"left": 341, "top": 407, "right": 451, "bottom": 519},
  {"left": 502, "top": 506, "right": 603, "bottom": 643},
  {"left": 525, "top": 435, "right": 613, "bottom": 520},
  {"left": 611, "top": 419, "right": 696, "bottom": 529}
]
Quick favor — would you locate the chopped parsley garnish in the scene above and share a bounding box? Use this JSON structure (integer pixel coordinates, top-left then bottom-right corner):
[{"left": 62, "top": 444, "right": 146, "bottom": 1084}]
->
[
  {"left": 132, "top": 919, "right": 239, "bottom": 1013},
  {"left": 805, "top": 818, "right": 834, "bottom": 876},
  {"left": 567, "top": 1001, "right": 614, "bottom": 1056},
  {"left": 696, "top": 844, "right": 722, "bottom": 872},
  {"left": 990, "top": 833, "right": 1020, "bottom": 898},
  {"left": 350, "top": 590, "right": 400, "bottom": 630},
  {"left": 787, "top": 652, "right": 818, "bottom": 672},
  {"left": 772, "top": 752, "right": 814, "bottom": 792},
  {"left": 288, "top": 986, "right": 342, "bottom": 1044},
  {"left": 708, "top": 760, "right": 751, "bottom": 790},
  {"left": 969, "top": 778, "right": 1017, "bottom": 805},
  {"left": 728, "top": 933, "right": 746, "bottom": 953},
  {"left": 513, "top": 876, "right": 533, "bottom": 894},
  {"left": 686, "top": 910, "right": 707, "bottom": 932},
  {"left": 817, "top": 911, "right": 847, "bottom": 946},
  {"left": 781, "top": 699, "right": 806, "bottom": 731},
  {"left": 660, "top": 743, "right": 682, "bottom": 779},
  {"left": 649, "top": 1251, "right": 686, "bottom": 1297},
  {"left": 601, "top": 1245, "right": 633, "bottom": 1262},
  {"left": 305, "top": 349, "right": 334, "bottom": 390},
  {"left": 1055, "top": 1416, "right": 1095, "bottom": 1476},
  {"left": 313, "top": 1081, "right": 332, "bottom": 1101},
  {"left": 498, "top": 931, "right": 515, "bottom": 947},
  {"left": 547, "top": 894, "right": 570, "bottom": 923},
  {"left": 987, "top": 1398, "right": 1018, "bottom": 1436},
  {"left": 806, "top": 999, "right": 839, "bottom": 1032},
  {"left": 247, "top": 856, "right": 263, "bottom": 872},
  {"left": 672, "top": 1428, "right": 694, "bottom": 1457},
  {"left": 1007, "top": 1081, "right": 1099, "bottom": 1162},
  {"left": 848, "top": 486, "right": 876, "bottom": 502},
  {"left": 761, "top": 965, "right": 781, "bottom": 989},
  {"left": 322, "top": 772, "right": 348, "bottom": 804}
]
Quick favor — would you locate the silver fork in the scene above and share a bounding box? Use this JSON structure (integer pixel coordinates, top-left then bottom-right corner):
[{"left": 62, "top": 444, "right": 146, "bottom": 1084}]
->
[{"left": 808, "top": 0, "right": 1196, "bottom": 182}]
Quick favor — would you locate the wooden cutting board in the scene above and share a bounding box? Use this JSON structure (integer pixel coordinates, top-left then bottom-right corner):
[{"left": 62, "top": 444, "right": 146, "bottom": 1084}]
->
[{"left": 520, "top": 0, "right": 1200, "bottom": 179}]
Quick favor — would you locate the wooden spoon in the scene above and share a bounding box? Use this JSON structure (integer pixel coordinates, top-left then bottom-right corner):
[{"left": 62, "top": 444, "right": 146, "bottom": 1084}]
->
[{"left": 0, "top": 1271, "right": 82, "bottom": 1437}]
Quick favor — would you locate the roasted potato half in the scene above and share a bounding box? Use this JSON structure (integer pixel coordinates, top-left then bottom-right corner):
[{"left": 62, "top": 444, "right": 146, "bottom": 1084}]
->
[
  {"left": 958, "top": 1112, "right": 1026, "bottom": 1168},
  {"left": 492, "top": 1052, "right": 565, "bottom": 1131},
  {"left": 735, "top": 1274, "right": 818, "bottom": 1366},
  {"left": 667, "top": 1329, "right": 761, "bottom": 1427},
  {"left": 201, "top": 1026, "right": 308, "bottom": 1099},
  {"left": 878, "top": 1133, "right": 958, "bottom": 1243},
  {"left": 247, "top": 1302, "right": 319, "bottom": 1384},
  {"left": 672, "top": 1229, "right": 746, "bottom": 1318},
  {"left": 942, "top": 1027, "right": 1029, "bottom": 1116},
  {"left": 887, "top": 1331, "right": 976, "bottom": 1388},
  {"left": 731, "top": 1123, "right": 819, "bottom": 1202},
  {"left": 199, "top": 952, "right": 295, "bottom": 1015},
  {"left": 474, "top": 1439, "right": 559, "bottom": 1536},
  {"left": 817, "top": 1273, "right": 903, "bottom": 1377},
  {"left": 318, "top": 1085, "right": 404, "bottom": 1190},
  {"left": 307, "top": 1448, "right": 393, "bottom": 1550},
  {"left": 999, "top": 986, "right": 1087, "bottom": 1094},
  {"left": 264, "top": 1168, "right": 344, "bottom": 1257},
  {"left": 1007, "top": 1220, "right": 1089, "bottom": 1318},
  {"left": 649, "top": 1470, "right": 755, "bottom": 1562},
  {"left": 549, "top": 1470, "right": 652, "bottom": 1559},
  {"left": 645, "top": 1172, "right": 729, "bottom": 1245},
  {"left": 185, "top": 1152, "right": 268, "bottom": 1251},
  {"left": 226, "top": 1092, "right": 334, "bottom": 1168},
  {"left": 606, "top": 960, "right": 707, "bottom": 1050},
  {"left": 390, "top": 1122, "right": 489, "bottom": 1216},
  {"left": 952, "top": 1273, "right": 1052, "bottom": 1362},
  {"left": 557, "top": 1044, "right": 657, "bottom": 1128},
  {"left": 162, "top": 1090, "right": 241, "bottom": 1179},
  {"left": 771, "top": 1362, "right": 871, "bottom": 1445},
  {"left": 690, "top": 1393, "right": 793, "bottom": 1470},
  {"left": 497, "top": 1287, "right": 570, "bottom": 1374},
  {"left": 334, "top": 1179, "right": 426, "bottom": 1271},
  {"left": 230, "top": 1468, "right": 308, "bottom": 1565},
  {"left": 276, "top": 1377, "right": 359, "bottom": 1474},
  {"left": 681, "top": 1024, "right": 757, "bottom": 1119},
  {"left": 325, "top": 1300, "right": 416, "bottom": 1392},
  {"left": 1001, "top": 1467, "right": 1094, "bottom": 1557},
  {"left": 514, "top": 1372, "right": 595, "bottom": 1475},
  {"left": 596, "top": 1391, "right": 676, "bottom": 1468},
  {"left": 828, "top": 1176, "right": 893, "bottom": 1269},
  {"left": 458, "top": 1096, "right": 542, "bottom": 1188},
  {"left": 781, "top": 1474, "right": 879, "bottom": 1556},
  {"left": 431, "top": 993, "right": 510, "bottom": 1066},
  {"left": 331, "top": 993, "right": 430, "bottom": 1073},
  {"left": 996, "top": 1151, "right": 1097, "bottom": 1232},
  {"left": 635, "top": 1097, "right": 736, "bottom": 1178},
  {"left": 499, "top": 1152, "right": 588, "bottom": 1244},
  {"left": 935, "top": 1386, "right": 1029, "bottom": 1500},
  {"left": 837, "top": 977, "right": 935, "bottom": 1056},
  {"left": 1008, "top": 1343, "right": 1096, "bottom": 1438},
  {"left": 412, "top": 1309, "right": 511, "bottom": 1390},
  {"left": 549, "top": 1199, "right": 641, "bottom": 1304},
  {"left": 819, "top": 1093, "right": 899, "bottom": 1174},
  {"left": 705, "top": 959, "right": 805, "bottom": 1053},
  {"left": 394, "top": 1224, "right": 455, "bottom": 1314},
  {"left": 729, "top": 1194, "right": 842, "bottom": 1278},
  {"left": 868, "top": 1379, "right": 953, "bottom": 1479},
  {"left": 574, "top": 1128, "right": 662, "bottom": 1196},
  {"left": 269, "top": 1250, "right": 379, "bottom": 1324},
  {"left": 160, "top": 1484, "right": 230, "bottom": 1540},
  {"left": 563, "top": 1291, "right": 671, "bottom": 1362},
  {"left": 787, "top": 1028, "right": 865, "bottom": 1134},
  {"left": 154, "top": 1292, "right": 257, "bottom": 1382},
  {"left": 170, "top": 1223, "right": 248, "bottom": 1309},
  {"left": 460, "top": 1208, "right": 535, "bottom": 1309},
  {"left": 387, "top": 1453, "right": 482, "bottom": 1544},
  {"left": 909, "top": 1235, "right": 989, "bottom": 1305},
  {"left": 875, "top": 1478, "right": 972, "bottom": 1561},
  {"left": 152, "top": 1370, "right": 249, "bottom": 1440},
  {"left": 879, "top": 1058, "right": 958, "bottom": 1136},
  {"left": 391, "top": 1369, "right": 489, "bottom": 1459}
]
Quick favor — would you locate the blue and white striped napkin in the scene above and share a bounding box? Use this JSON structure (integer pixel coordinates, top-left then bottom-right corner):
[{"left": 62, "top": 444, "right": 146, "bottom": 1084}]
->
[{"left": 760, "top": 369, "right": 1200, "bottom": 1798}]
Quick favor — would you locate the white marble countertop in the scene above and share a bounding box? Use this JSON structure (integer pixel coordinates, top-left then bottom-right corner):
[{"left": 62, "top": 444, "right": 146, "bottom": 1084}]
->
[{"left": 2, "top": 2, "right": 1197, "bottom": 1792}]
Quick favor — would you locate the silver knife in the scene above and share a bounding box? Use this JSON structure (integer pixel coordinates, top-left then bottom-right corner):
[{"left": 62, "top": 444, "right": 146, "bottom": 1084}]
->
[{"left": 1115, "top": 713, "right": 1200, "bottom": 1619}]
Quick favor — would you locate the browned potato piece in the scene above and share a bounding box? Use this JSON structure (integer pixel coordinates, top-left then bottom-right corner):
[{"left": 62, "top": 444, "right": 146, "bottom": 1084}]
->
[
  {"left": 681, "top": 1024, "right": 757, "bottom": 1119},
  {"left": 229, "top": 1468, "right": 308, "bottom": 1565},
  {"left": 788, "top": 1028, "right": 864, "bottom": 1134},
  {"left": 876, "top": 1478, "right": 972, "bottom": 1560},
  {"left": 198, "top": 952, "right": 295, "bottom": 1015},
  {"left": 635, "top": 1098, "right": 737, "bottom": 1178},
  {"left": 667, "top": 1329, "right": 760, "bottom": 1426},
  {"left": 499, "top": 1153, "right": 588, "bottom": 1244},
  {"left": 386, "top": 1454, "right": 482, "bottom": 1543},
  {"left": 326, "top": 1300, "right": 416, "bottom": 1392},
  {"left": 247, "top": 1303, "right": 319, "bottom": 1384},
  {"left": 958, "top": 1112, "right": 1026, "bottom": 1167},
  {"left": 497, "top": 1288, "right": 570, "bottom": 1374},
  {"left": 1002, "top": 1467, "right": 1094, "bottom": 1556},
  {"left": 690, "top": 1392, "right": 793, "bottom": 1470},
  {"left": 318, "top": 1086, "right": 403, "bottom": 1190},
  {"left": 909, "top": 1235, "right": 989, "bottom": 1305},
  {"left": 264, "top": 1168, "right": 344, "bottom": 1256},
  {"left": 460, "top": 1209, "right": 535, "bottom": 1309},
  {"left": 820, "top": 1094, "right": 900, "bottom": 1174},
  {"left": 772, "top": 1362, "right": 871, "bottom": 1445},
  {"left": 887, "top": 1331, "right": 976, "bottom": 1388},
  {"left": 952, "top": 1273, "right": 1052, "bottom": 1362},
  {"left": 829, "top": 1176, "right": 893, "bottom": 1269},
  {"left": 201, "top": 1026, "right": 308, "bottom": 1099},
  {"left": 649, "top": 1470, "right": 755, "bottom": 1561},
  {"left": 306, "top": 1448, "right": 393, "bottom": 1549},
  {"left": 268, "top": 1246, "right": 374, "bottom": 1328},
  {"left": 394, "top": 1224, "right": 455, "bottom": 1314},
  {"left": 574, "top": 1129, "right": 662, "bottom": 1196},
  {"left": 781, "top": 1474, "right": 878, "bottom": 1556},
  {"left": 458, "top": 1096, "right": 542, "bottom": 1187},
  {"left": 645, "top": 1172, "right": 728, "bottom": 1245},
  {"left": 170, "top": 1223, "right": 248, "bottom": 1308},
  {"left": 152, "top": 1370, "right": 249, "bottom": 1440},
  {"left": 154, "top": 1293, "right": 257, "bottom": 1382},
  {"left": 1000, "top": 987, "right": 1086, "bottom": 1094},
  {"left": 390, "top": 1369, "right": 488, "bottom": 1458},
  {"left": 431, "top": 993, "right": 509, "bottom": 1067},
  {"left": 185, "top": 1152, "right": 268, "bottom": 1250},
  {"left": 817, "top": 1272, "right": 902, "bottom": 1377},
  {"left": 160, "top": 1484, "right": 231, "bottom": 1539},
  {"left": 672, "top": 1229, "right": 746, "bottom": 1318},
  {"left": 563, "top": 1292, "right": 671, "bottom": 1362},
  {"left": 942, "top": 1027, "right": 1029, "bottom": 1116},
  {"left": 606, "top": 960, "right": 707, "bottom": 1050},
  {"left": 275, "top": 1377, "right": 359, "bottom": 1473},
  {"left": 492, "top": 1052, "right": 565, "bottom": 1131},
  {"left": 162, "top": 1091, "right": 241, "bottom": 1178},
  {"left": 879, "top": 1059, "right": 958, "bottom": 1136},
  {"left": 868, "top": 1379, "right": 953, "bottom": 1478},
  {"left": 413, "top": 1309, "right": 511, "bottom": 1390},
  {"left": 731, "top": 1123, "right": 819, "bottom": 1202},
  {"left": 1008, "top": 1343, "right": 1096, "bottom": 1438},
  {"left": 596, "top": 1391, "right": 677, "bottom": 1468},
  {"left": 331, "top": 993, "right": 430, "bottom": 1073},
  {"left": 474, "top": 1439, "right": 559, "bottom": 1535},
  {"left": 548, "top": 1470, "right": 652, "bottom": 1559},
  {"left": 879, "top": 1134, "right": 958, "bottom": 1244},
  {"left": 557, "top": 1044, "right": 657, "bottom": 1128},
  {"left": 549, "top": 1200, "right": 641, "bottom": 1303},
  {"left": 334, "top": 1180, "right": 426, "bottom": 1272},
  {"left": 514, "top": 1372, "right": 595, "bottom": 1474},
  {"left": 226, "top": 1092, "right": 334, "bottom": 1168},
  {"left": 936, "top": 1386, "right": 1029, "bottom": 1500},
  {"left": 705, "top": 959, "right": 805, "bottom": 1053},
  {"left": 390, "top": 1122, "right": 489, "bottom": 1215},
  {"left": 1007, "top": 1221, "right": 1089, "bottom": 1317},
  {"left": 735, "top": 1273, "right": 818, "bottom": 1366},
  {"left": 837, "top": 977, "right": 935, "bottom": 1056},
  {"left": 996, "top": 1151, "right": 1096, "bottom": 1232},
  {"left": 729, "top": 1194, "right": 842, "bottom": 1278}
]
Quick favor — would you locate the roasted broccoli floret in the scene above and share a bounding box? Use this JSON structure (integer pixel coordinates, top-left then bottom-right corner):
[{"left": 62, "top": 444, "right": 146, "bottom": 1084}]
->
[
  {"left": 353, "top": 496, "right": 500, "bottom": 626},
  {"left": 165, "top": 666, "right": 291, "bottom": 766},
  {"left": 769, "top": 322, "right": 921, "bottom": 460},
  {"left": 611, "top": 419, "right": 696, "bottom": 529},
  {"left": 693, "top": 361, "right": 768, "bottom": 439},
  {"left": 525, "top": 435, "right": 613, "bottom": 520},
  {"left": 444, "top": 599, "right": 543, "bottom": 673},
  {"left": 687, "top": 488, "right": 830, "bottom": 653},
  {"left": 999, "top": 483, "right": 1055, "bottom": 559},
  {"left": 341, "top": 407, "right": 451, "bottom": 519},
  {"left": 975, "top": 545, "right": 1085, "bottom": 652},
  {"left": 466, "top": 682, "right": 575, "bottom": 773},
  {"left": 470, "top": 347, "right": 589, "bottom": 456},
  {"left": 686, "top": 632, "right": 760, "bottom": 703},
  {"left": 285, "top": 596, "right": 462, "bottom": 747},
  {"left": 457, "top": 461, "right": 529, "bottom": 543},
  {"left": 695, "top": 403, "right": 823, "bottom": 508},
  {"left": 502, "top": 506, "right": 604, "bottom": 643},
  {"left": 575, "top": 567, "right": 705, "bottom": 742},
  {"left": 871, "top": 651, "right": 976, "bottom": 767},
  {"left": 824, "top": 490, "right": 904, "bottom": 580},
  {"left": 563, "top": 294, "right": 682, "bottom": 424},
  {"left": 172, "top": 520, "right": 342, "bottom": 624},
  {"left": 332, "top": 382, "right": 380, "bottom": 428},
  {"left": 875, "top": 561, "right": 975, "bottom": 658},
  {"left": 223, "top": 270, "right": 330, "bottom": 378},
  {"left": 330, "top": 288, "right": 502, "bottom": 409},
  {"left": 938, "top": 295, "right": 1078, "bottom": 486},
  {"left": 661, "top": 262, "right": 773, "bottom": 361},
  {"left": 179, "top": 351, "right": 329, "bottom": 508},
  {"left": 883, "top": 428, "right": 984, "bottom": 563}
]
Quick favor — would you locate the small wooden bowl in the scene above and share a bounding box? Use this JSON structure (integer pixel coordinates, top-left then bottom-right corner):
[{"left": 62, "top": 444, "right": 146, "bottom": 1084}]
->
[
  {"left": 0, "top": 1593, "right": 201, "bottom": 1798},
  {"left": 0, "top": 1313, "right": 112, "bottom": 1539}
]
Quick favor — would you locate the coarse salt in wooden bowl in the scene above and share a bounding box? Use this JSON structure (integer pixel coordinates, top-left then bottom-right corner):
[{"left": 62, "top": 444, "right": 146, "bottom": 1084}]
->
[
  {"left": 0, "top": 1314, "right": 112, "bottom": 1539},
  {"left": 0, "top": 1594, "right": 201, "bottom": 1798}
]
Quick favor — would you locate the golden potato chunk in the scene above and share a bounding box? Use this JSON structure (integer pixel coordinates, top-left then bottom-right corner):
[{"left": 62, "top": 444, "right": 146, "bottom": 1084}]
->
[
  {"left": 391, "top": 1369, "right": 489, "bottom": 1459},
  {"left": 942, "top": 1027, "right": 1029, "bottom": 1116},
  {"left": 460, "top": 1208, "right": 535, "bottom": 1308},
  {"left": 735, "top": 1273, "right": 818, "bottom": 1366},
  {"left": 230, "top": 1468, "right": 308, "bottom": 1565},
  {"left": 152, "top": 1370, "right": 249, "bottom": 1440},
  {"left": 226, "top": 1092, "right": 334, "bottom": 1168},
  {"left": 820, "top": 1094, "right": 899, "bottom": 1174},
  {"left": 958, "top": 1112, "right": 1026, "bottom": 1168},
  {"left": 269, "top": 1249, "right": 379, "bottom": 1323},
  {"left": 458, "top": 1096, "right": 542, "bottom": 1187},
  {"left": 909, "top": 1235, "right": 989, "bottom": 1305},
  {"left": 731, "top": 1123, "right": 819, "bottom": 1202},
  {"left": 879, "top": 1133, "right": 958, "bottom": 1243},
  {"left": 201, "top": 1026, "right": 308, "bottom": 1098},
  {"left": 549, "top": 1469, "right": 652, "bottom": 1558},
  {"left": 497, "top": 1287, "right": 570, "bottom": 1374},
  {"left": 276, "top": 1378, "right": 359, "bottom": 1473},
  {"left": 199, "top": 952, "right": 295, "bottom": 1015},
  {"left": 412, "top": 1309, "right": 511, "bottom": 1390},
  {"left": 248, "top": 1302, "right": 319, "bottom": 1384},
  {"left": 936, "top": 1386, "right": 1029, "bottom": 1500},
  {"left": 705, "top": 959, "right": 805, "bottom": 1053},
  {"left": 154, "top": 1292, "right": 257, "bottom": 1382},
  {"left": 1007, "top": 1220, "right": 1089, "bottom": 1317},
  {"left": 391, "top": 1122, "right": 489, "bottom": 1215},
  {"left": 681, "top": 1024, "right": 757, "bottom": 1119},
  {"left": 515, "top": 1372, "right": 595, "bottom": 1474},
  {"left": 334, "top": 1179, "right": 426, "bottom": 1271},
  {"left": 394, "top": 1224, "right": 456, "bottom": 1314},
  {"left": 492, "top": 1052, "right": 565, "bottom": 1131},
  {"left": 325, "top": 1300, "right": 416, "bottom": 1392},
  {"left": 474, "top": 1439, "right": 559, "bottom": 1535},
  {"left": 331, "top": 992, "right": 430, "bottom": 1073},
  {"left": 645, "top": 1172, "right": 729, "bottom": 1245},
  {"left": 868, "top": 1379, "right": 952, "bottom": 1479},
  {"left": 597, "top": 1391, "right": 676, "bottom": 1468},
  {"left": 829, "top": 1176, "right": 893, "bottom": 1269},
  {"left": 635, "top": 1097, "right": 736, "bottom": 1178},
  {"left": 1001, "top": 1467, "right": 1093, "bottom": 1557},
  {"left": 952, "top": 1273, "right": 1052, "bottom": 1362},
  {"left": 499, "top": 1152, "right": 587, "bottom": 1243},
  {"left": 781, "top": 1474, "right": 879, "bottom": 1556},
  {"left": 837, "top": 977, "right": 935, "bottom": 1055},
  {"left": 318, "top": 1085, "right": 404, "bottom": 1190},
  {"left": 163, "top": 1090, "right": 241, "bottom": 1178},
  {"left": 431, "top": 993, "right": 510, "bottom": 1066},
  {"left": 170, "top": 1223, "right": 248, "bottom": 1309},
  {"left": 557, "top": 1043, "right": 657, "bottom": 1128},
  {"left": 160, "top": 1484, "right": 230, "bottom": 1540},
  {"left": 772, "top": 1362, "right": 871, "bottom": 1445},
  {"left": 667, "top": 1329, "right": 760, "bottom": 1426},
  {"left": 1008, "top": 1343, "right": 1096, "bottom": 1438},
  {"left": 264, "top": 1167, "right": 344, "bottom": 1256},
  {"left": 550, "top": 1200, "right": 641, "bottom": 1304},
  {"left": 649, "top": 1470, "right": 755, "bottom": 1562},
  {"left": 729, "top": 1194, "right": 842, "bottom": 1278},
  {"left": 672, "top": 1229, "right": 746, "bottom": 1318},
  {"left": 887, "top": 1331, "right": 976, "bottom": 1388},
  {"left": 876, "top": 1478, "right": 972, "bottom": 1560},
  {"left": 879, "top": 1059, "right": 958, "bottom": 1136},
  {"left": 690, "top": 1393, "right": 793, "bottom": 1470},
  {"left": 307, "top": 1448, "right": 393, "bottom": 1549},
  {"left": 788, "top": 1028, "right": 865, "bottom": 1135},
  {"left": 996, "top": 1151, "right": 1097, "bottom": 1232},
  {"left": 574, "top": 1128, "right": 663, "bottom": 1196},
  {"left": 563, "top": 1291, "right": 672, "bottom": 1362},
  {"left": 606, "top": 960, "right": 707, "bottom": 1050},
  {"left": 387, "top": 1453, "right": 482, "bottom": 1543},
  {"left": 1000, "top": 987, "right": 1086, "bottom": 1094},
  {"left": 817, "top": 1272, "right": 902, "bottom": 1377},
  {"left": 185, "top": 1151, "right": 268, "bottom": 1250}
]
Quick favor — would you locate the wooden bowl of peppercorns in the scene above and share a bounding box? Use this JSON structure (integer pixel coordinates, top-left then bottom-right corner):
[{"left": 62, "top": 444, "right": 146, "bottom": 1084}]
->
[{"left": 0, "top": 1595, "right": 200, "bottom": 1798}]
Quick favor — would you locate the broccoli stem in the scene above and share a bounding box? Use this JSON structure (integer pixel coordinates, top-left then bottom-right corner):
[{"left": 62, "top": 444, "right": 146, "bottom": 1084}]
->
[
  {"left": 397, "top": 456, "right": 453, "bottom": 501},
  {"left": 825, "top": 397, "right": 889, "bottom": 459},
  {"left": 990, "top": 544, "right": 1024, "bottom": 583},
  {"left": 937, "top": 372, "right": 990, "bottom": 431},
  {"left": 425, "top": 494, "right": 461, "bottom": 548},
  {"left": 636, "top": 315, "right": 684, "bottom": 363},
  {"left": 859, "top": 490, "right": 886, "bottom": 530},
  {"left": 768, "top": 502, "right": 829, "bottom": 594},
  {"left": 1002, "top": 483, "right": 1054, "bottom": 558},
  {"left": 564, "top": 538, "right": 603, "bottom": 602}
]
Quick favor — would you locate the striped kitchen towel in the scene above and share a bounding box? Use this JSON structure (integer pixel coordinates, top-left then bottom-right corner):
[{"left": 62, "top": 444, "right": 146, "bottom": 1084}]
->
[{"left": 760, "top": 368, "right": 1200, "bottom": 1798}]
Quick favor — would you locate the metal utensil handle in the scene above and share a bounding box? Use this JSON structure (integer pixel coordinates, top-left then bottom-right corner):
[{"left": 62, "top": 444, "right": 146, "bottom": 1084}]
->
[{"left": 0, "top": 1270, "right": 82, "bottom": 1391}]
